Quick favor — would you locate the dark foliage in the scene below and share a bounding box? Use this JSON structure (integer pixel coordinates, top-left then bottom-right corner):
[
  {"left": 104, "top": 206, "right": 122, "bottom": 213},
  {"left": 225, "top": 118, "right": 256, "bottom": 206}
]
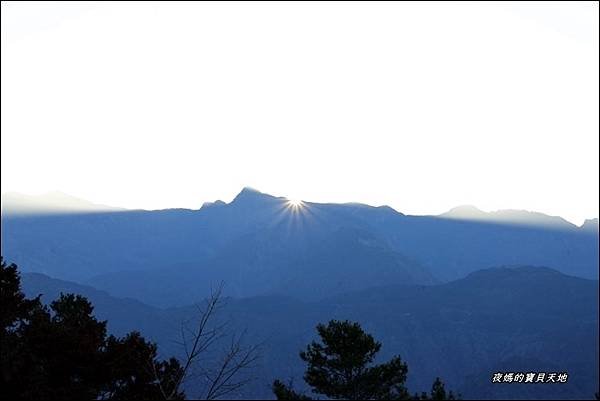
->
[
  {"left": 0, "top": 257, "right": 184, "bottom": 400},
  {"left": 273, "top": 320, "right": 457, "bottom": 400},
  {"left": 272, "top": 379, "right": 313, "bottom": 400}
]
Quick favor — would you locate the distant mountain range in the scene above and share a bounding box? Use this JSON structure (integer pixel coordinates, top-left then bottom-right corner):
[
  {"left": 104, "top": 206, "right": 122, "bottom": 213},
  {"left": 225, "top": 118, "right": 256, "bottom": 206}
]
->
[
  {"left": 2, "top": 188, "right": 598, "bottom": 307},
  {"left": 1, "top": 191, "right": 126, "bottom": 215},
  {"left": 2, "top": 188, "right": 595, "bottom": 228},
  {"left": 5, "top": 188, "right": 599, "bottom": 399},
  {"left": 440, "top": 205, "right": 578, "bottom": 228},
  {"left": 20, "top": 266, "right": 599, "bottom": 400}
]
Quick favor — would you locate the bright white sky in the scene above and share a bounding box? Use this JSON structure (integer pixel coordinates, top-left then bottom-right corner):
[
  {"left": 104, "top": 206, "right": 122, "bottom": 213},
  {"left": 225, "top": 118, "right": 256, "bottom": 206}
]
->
[{"left": 1, "top": 1, "right": 598, "bottom": 224}]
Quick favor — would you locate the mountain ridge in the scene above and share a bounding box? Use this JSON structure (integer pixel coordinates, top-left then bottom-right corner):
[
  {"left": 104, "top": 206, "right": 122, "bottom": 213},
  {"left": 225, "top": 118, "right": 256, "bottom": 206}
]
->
[
  {"left": 19, "top": 265, "right": 599, "bottom": 400},
  {"left": 3, "top": 187, "right": 598, "bottom": 300},
  {"left": 2, "top": 188, "right": 596, "bottom": 226}
]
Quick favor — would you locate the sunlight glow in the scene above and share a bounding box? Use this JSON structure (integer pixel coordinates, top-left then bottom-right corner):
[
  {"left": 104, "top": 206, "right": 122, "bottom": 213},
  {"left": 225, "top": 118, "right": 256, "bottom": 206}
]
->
[
  {"left": 287, "top": 199, "right": 304, "bottom": 209},
  {"left": 1, "top": 2, "right": 598, "bottom": 225}
]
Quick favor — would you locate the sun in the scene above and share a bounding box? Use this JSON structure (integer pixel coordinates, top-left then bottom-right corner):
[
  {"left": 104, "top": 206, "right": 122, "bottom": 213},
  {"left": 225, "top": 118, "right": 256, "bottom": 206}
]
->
[{"left": 286, "top": 199, "right": 304, "bottom": 208}]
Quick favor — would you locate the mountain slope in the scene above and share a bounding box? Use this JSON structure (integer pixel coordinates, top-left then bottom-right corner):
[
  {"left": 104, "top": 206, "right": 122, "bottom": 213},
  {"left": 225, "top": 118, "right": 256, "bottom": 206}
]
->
[
  {"left": 87, "top": 214, "right": 436, "bottom": 306},
  {"left": 20, "top": 266, "right": 599, "bottom": 400},
  {"left": 20, "top": 272, "right": 166, "bottom": 339},
  {"left": 3, "top": 188, "right": 598, "bottom": 306}
]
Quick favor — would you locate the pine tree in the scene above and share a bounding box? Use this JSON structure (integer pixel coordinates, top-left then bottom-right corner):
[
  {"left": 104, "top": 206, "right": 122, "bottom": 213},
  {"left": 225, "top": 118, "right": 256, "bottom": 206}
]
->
[{"left": 273, "top": 319, "right": 457, "bottom": 400}]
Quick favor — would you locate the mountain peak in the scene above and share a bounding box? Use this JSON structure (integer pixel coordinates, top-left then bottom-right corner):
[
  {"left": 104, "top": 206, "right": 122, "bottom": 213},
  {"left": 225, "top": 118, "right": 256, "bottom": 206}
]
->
[
  {"left": 441, "top": 205, "right": 486, "bottom": 218},
  {"left": 238, "top": 186, "right": 262, "bottom": 196},
  {"left": 200, "top": 200, "right": 226, "bottom": 210},
  {"left": 230, "top": 187, "right": 279, "bottom": 206},
  {"left": 580, "top": 218, "right": 599, "bottom": 231}
]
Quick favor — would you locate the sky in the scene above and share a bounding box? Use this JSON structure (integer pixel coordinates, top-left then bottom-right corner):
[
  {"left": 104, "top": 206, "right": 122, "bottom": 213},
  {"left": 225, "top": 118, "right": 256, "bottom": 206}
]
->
[{"left": 1, "top": 1, "right": 598, "bottom": 225}]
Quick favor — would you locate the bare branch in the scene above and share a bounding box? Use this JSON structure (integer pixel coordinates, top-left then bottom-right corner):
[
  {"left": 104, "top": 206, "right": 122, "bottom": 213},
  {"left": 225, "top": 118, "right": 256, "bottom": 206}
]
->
[
  {"left": 148, "top": 355, "right": 169, "bottom": 400},
  {"left": 164, "top": 281, "right": 261, "bottom": 400},
  {"left": 203, "top": 331, "right": 262, "bottom": 400}
]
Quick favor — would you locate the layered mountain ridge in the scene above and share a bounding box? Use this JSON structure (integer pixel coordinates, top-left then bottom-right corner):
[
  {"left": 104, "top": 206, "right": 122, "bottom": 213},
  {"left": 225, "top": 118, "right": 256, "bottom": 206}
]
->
[
  {"left": 2, "top": 188, "right": 598, "bottom": 307},
  {"left": 19, "top": 266, "right": 599, "bottom": 400}
]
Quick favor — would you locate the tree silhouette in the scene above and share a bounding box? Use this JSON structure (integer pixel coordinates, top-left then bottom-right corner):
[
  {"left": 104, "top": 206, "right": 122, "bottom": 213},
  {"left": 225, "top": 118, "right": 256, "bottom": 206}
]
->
[
  {"left": 102, "top": 332, "right": 184, "bottom": 400},
  {"left": 273, "top": 379, "right": 313, "bottom": 400},
  {"left": 272, "top": 319, "right": 457, "bottom": 400},
  {"left": 1, "top": 257, "right": 259, "bottom": 400},
  {"left": 0, "top": 257, "right": 184, "bottom": 400}
]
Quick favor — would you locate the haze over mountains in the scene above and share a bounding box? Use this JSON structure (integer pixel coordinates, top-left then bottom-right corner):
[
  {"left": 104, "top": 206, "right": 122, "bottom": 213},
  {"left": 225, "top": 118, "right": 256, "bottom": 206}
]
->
[
  {"left": 2, "top": 188, "right": 595, "bottom": 227},
  {"left": 19, "top": 266, "right": 599, "bottom": 399},
  {"left": 2, "top": 187, "right": 599, "bottom": 399},
  {"left": 1, "top": 188, "right": 597, "bottom": 306},
  {"left": 0, "top": 191, "right": 126, "bottom": 215}
]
